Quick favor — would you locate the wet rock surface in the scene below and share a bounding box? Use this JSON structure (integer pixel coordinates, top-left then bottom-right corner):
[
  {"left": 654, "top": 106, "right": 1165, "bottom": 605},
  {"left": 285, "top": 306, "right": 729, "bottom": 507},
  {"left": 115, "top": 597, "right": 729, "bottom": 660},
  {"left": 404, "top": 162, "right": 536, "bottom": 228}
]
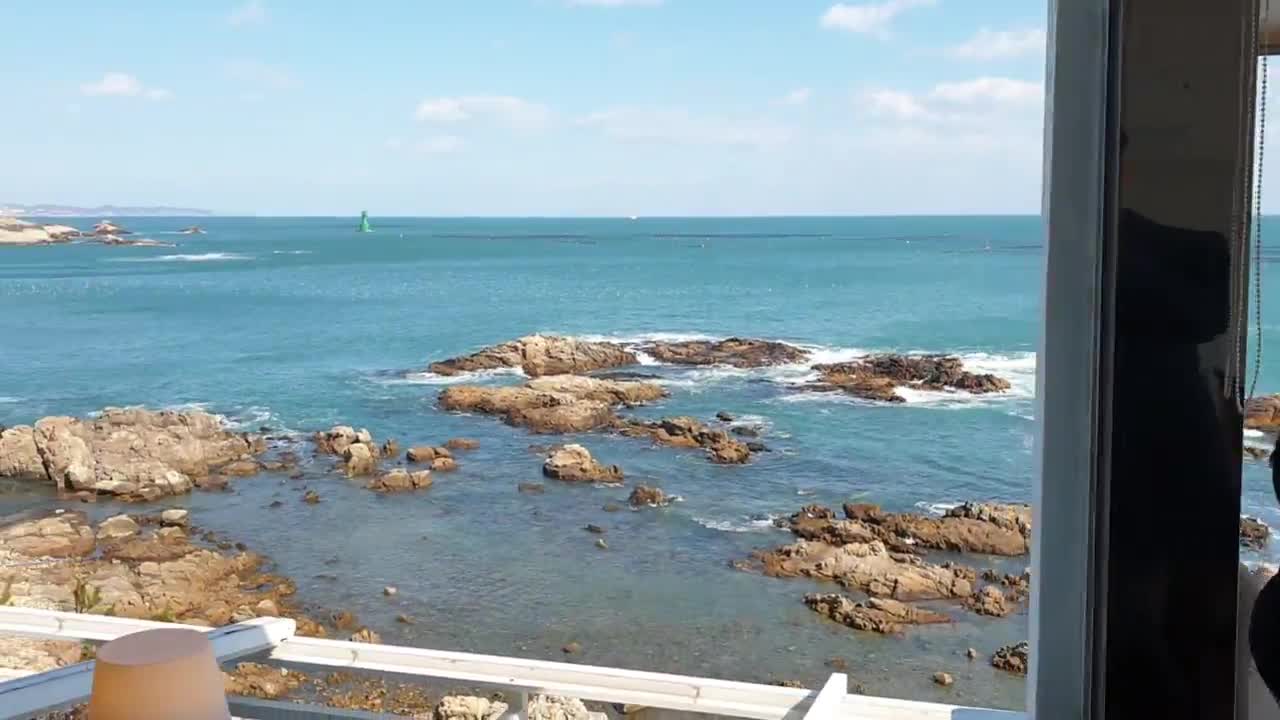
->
[
  {"left": 640, "top": 337, "right": 810, "bottom": 368},
  {"left": 429, "top": 335, "right": 637, "bottom": 377},
  {"left": 314, "top": 426, "right": 384, "bottom": 476},
  {"left": 0, "top": 408, "right": 266, "bottom": 500},
  {"left": 809, "top": 355, "right": 1011, "bottom": 402},
  {"left": 992, "top": 641, "right": 1029, "bottom": 675},
  {"left": 618, "top": 416, "right": 752, "bottom": 464}
]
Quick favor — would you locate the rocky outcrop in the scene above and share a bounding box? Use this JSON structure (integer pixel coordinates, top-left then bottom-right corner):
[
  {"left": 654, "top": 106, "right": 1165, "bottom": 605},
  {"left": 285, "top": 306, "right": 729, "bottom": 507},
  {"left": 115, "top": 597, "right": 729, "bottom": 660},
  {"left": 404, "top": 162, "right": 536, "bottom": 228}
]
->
[
  {"left": 439, "top": 376, "right": 666, "bottom": 434},
  {"left": 366, "top": 469, "right": 433, "bottom": 492},
  {"left": 224, "top": 662, "right": 303, "bottom": 700},
  {"left": 781, "top": 502, "right": 1031, "bottom": 557},
  {"left": 1247, "top": 395, "right": 1280, "bottom": 430},
  {"left": 0, "top": 408, "right": 265, "bottom": 500},
  {"left": 0, "top": 511, "right": 320, "bottom": 633},
  {"left": 407, "top": 446, "right": 451, "bottom": 463},
  {"left": 313, "top": 426, "right": 383, "bottom": 476},
  {"left": 640, "top": 338, "right": 809, "bottom": 367},
  {"left": 618, "top": 417, "right": 752, "bottom": 464},
  {"left": 1243, "top": 516, "right": 1271, "bottom": 549},
  {"left": 804, "top": 593, "right": 950, "bottom": 634},
  {"left": 992, "top": 641, "right": 1029, "bottom": 675},
  {"left": 92, "top": 220, "right": 130, "bottom": 236},
  {"left": 429, "top": 335, "right": 637, "bottom": 377},
  {"left": 810, "top": 355, "right": 1011, "bottom": 402},
  {"left": 756, "top": 540, "right": 974, "bottom": 601},
  {"left": 629, "top": 485, "right": 670, "bottom": 507},
  {"left": 965, "top": 585, "right": 1013, "bottom": 617},
  {"left": 542, "top": 445, "right": 623, "bottom": 484}
]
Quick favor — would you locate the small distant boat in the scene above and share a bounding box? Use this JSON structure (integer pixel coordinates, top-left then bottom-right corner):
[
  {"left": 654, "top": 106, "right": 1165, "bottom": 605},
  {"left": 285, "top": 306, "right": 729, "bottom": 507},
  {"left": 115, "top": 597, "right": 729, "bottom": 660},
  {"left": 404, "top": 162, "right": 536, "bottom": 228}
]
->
[
  {"left": 357, "top": 210, "right": 373, "bottom": 233},
  {"left": 628, "top": 215, "right": 639, "bottom": 221},
  {"left": 179, "top": 225, "right": 206, "bottom": 235}
]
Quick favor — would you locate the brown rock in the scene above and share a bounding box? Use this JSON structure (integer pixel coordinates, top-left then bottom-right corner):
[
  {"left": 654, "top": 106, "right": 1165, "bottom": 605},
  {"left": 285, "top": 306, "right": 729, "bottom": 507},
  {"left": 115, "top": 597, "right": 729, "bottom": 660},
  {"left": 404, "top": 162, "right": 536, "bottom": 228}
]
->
[
  {"left": 810, "top": 355, "right": 1011, "bottom": 402},
  {"left": 381, "top": 439, "right": 400, "bottom": 457},
  {"left": 628, "top": 485, "right": 668, "bottom": 507},
  {"left": 756, "top": 540, "right": 974, "bottom": 601},
  {"left": 966, "top": 648, "right": 978, "bottom": 660},
  {"left": 1, "top": 512, "right": 96, "bottom": 558},
  {"left": 518, "top": 482, "right": 546, "bottom": 494},
  {"left": 342, "top": 443, "right": 378, "bottom": 476},
  {"left": 439, "top": 376, "right": 666, "bottom": 434},
  {"left": 543, "top": 444, "right": 624, "bottom": 484},
  {"left": 1243, "top": 516, "right": 1271, "bottom": 549},
  {"left": 992, "top": 641, "right": 1029, "bottom": 675},
  {"left": 843, "top": 503, "right": 884, "bottom": 523},
  {"left": 218, "top": 460, "right": 260, "bottom": 477},
  {"left": 397, "top": 614, "right": 416, "bottom": 624},
  {"left": 716, "top": 411, "right": 736, "bottom": 422},
  {"left": 331, "top": 611, "right": 359, "bottom": 631},
  {"left": 1246, "top": 395, "right": 1280, "bottom": 430},
  {"left": 932, "top": 672, "right": 954, "bottom": 687},
  {"left": 349, "top": 628, "right": 382, "bottom": 644},
  {"left": 965, "top": 585, "right": 1012, "bottom": 617},
  {"left": 302, "top": 490, "right": 321, "bottom": 504},
  {"left": 825, "top": 657, "right": 849, "bottom": 671},
  {"left": 435, "top": 695, "right": 509, "bottom": 720},
  {"left": 619, "top": 417, "right": 752, "bottom": 464},
  {"left": 0, "top": 408, "right": 264, "bottom": 500},
  {"left": 407, "top": 446, "right": 439, "bottom": 462},
  {"left": 804, "top": 593, "right": 950, "bottom": 634},
  {"left": 367, "top": 469, "right": 433, "bottom": 493},
  {"left": 429, "top": 335, "right": 638, "bottom": 377},
  {"left": 431, "top": 456, "right": 458, "bottom": 472},
  {"left": 944, "top": 502, "right": 1032, "bottom": 538},
  {"left": 640, "top": 338, "right": 809, "bottom": 368},
  {"left": 562, "top": 641, "right": 582, "bottom": 654},
  {"left": 444, "top": 438, "right": 480, "bottom": 450},
  {"left": 585, "top": 524, "right": 606, "bottom": 535},
  {"left": 224, "top": 662, "right": 303, "bottom": 700}
]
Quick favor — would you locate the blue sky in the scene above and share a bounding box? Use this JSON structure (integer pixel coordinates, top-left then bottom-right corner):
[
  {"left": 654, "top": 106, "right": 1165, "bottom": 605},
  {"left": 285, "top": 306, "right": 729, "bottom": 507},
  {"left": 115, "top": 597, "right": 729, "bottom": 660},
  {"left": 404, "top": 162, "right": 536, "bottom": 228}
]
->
[{"left": 2, "top": 1, "right": 1051, "bottom": 216}]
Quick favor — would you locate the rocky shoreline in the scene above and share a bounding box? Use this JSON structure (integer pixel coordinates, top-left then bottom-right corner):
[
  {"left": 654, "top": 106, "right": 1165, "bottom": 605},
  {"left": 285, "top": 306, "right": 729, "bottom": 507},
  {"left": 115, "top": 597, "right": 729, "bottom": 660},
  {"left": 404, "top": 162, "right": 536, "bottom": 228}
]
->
[
  {"left": 0, "top": 334, "right": 1047, "bottom": 701},
  {"left": 0, "top": 217, "right": 176, "bottom": 247}
]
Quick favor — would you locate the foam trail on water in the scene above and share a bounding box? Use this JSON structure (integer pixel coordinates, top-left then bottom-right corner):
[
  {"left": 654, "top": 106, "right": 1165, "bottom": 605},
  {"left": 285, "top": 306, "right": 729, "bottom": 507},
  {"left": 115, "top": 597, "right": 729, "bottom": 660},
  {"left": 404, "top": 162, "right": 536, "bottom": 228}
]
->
[
  {"left": 397, "top": 367, "right": 528, "bottom": 385},
  {"left": 112, "top": 253, "right": 253, "bottom": 263},
  {"left": 693, "top": 515, "right": 782, "bottom": 533}
]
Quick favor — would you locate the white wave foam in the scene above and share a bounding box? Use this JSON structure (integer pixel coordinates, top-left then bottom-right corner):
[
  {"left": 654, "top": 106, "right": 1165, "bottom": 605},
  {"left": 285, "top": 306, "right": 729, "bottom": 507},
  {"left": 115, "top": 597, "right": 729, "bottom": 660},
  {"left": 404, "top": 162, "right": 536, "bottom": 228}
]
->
[
  {"left": 574, "top": 331, "right": 722, "bottom": 344},
  {"left": 116, "top": 253, "right": 252, "bottom": 263},
  {"left": 914, "top": 501, "right": 961, "bottom": 516},
  {"left": 272, "top": 250, "right": 312, "bottom": 255},
  {"left": 397, "top": 366, "right": 528, "bottom": 385},
  {"left": 0, "top": 396, "right": 19, "bottom": 403},
  {"left": 1245, "top": 429, "right": 1267, "bottom": 438},
  {"left": 693, "top": 515, "right": 781, "bottom": 533}
]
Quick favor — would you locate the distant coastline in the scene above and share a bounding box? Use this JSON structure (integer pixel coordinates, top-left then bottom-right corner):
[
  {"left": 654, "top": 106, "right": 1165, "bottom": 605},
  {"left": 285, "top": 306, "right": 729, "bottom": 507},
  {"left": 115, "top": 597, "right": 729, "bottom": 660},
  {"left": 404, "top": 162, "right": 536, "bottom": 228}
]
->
[{"left": 1, "top": 203, "right": 213, "bottom": 217}]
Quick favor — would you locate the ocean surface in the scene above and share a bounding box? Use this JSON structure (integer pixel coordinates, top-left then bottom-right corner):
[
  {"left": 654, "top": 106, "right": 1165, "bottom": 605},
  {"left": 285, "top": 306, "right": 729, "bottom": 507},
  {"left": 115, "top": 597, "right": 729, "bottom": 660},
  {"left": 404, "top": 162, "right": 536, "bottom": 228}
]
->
[{"left": 2, "top": 215, "right": 1278, "bottom": 710}]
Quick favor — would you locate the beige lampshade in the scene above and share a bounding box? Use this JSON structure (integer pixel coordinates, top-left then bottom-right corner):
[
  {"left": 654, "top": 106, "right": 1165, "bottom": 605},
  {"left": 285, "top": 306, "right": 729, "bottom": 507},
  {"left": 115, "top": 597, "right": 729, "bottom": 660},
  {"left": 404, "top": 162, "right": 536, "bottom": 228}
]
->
[{"left": 87, "top": 627, "right": 230, "bottom": 720}]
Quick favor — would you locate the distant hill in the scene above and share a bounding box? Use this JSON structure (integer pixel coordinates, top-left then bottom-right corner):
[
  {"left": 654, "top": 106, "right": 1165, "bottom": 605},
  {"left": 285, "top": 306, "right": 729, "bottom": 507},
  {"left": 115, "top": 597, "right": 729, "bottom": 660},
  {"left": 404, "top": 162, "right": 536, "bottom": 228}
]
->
[{"left": 1, "top": 203, "right": 213, "bottom": 217}]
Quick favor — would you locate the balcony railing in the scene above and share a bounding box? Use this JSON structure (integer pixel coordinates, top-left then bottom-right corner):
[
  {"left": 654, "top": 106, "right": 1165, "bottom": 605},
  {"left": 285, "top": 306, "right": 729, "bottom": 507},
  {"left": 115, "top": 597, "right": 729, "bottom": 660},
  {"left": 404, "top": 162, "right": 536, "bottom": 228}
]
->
[{"left": 0, "top": 607, "right": 1022, "bottom": 720}]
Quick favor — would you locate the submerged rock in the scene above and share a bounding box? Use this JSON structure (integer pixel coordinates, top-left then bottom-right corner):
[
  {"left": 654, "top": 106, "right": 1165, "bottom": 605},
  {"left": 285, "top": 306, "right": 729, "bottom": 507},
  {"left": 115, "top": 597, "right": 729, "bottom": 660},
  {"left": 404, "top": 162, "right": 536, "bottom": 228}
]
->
[
  {"left": 543, "top": 445, "right": 624, "bottom": 484},
  {"left": 618, "top": 416, "right": 752, "bottom": 464},
  {"left": 640, "top": 338, "right": 809, "bottom": 368},
  {"left": 804, "top": 593, "right": 950, "bottom": 634},
  {"left": 810, "top": 354, "right": 1011, "bottom": 402},
  {"left": 0, "top": 408, "right": 265, "bottom": 500},
  {"left": 444, "top": 438, "right": 480, "bottom": 450},
  {"left": 628, "top": 485, "right": 669, "bottom": 508},
  {"left": 429, "top": 335, "right": 637, "bottom": 377}
]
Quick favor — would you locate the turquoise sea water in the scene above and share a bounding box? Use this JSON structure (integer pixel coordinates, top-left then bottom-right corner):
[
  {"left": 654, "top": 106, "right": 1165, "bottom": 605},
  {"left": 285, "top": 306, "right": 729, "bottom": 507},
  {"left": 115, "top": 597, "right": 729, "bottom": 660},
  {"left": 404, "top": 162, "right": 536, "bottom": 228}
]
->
[{"left": 2, "top": 215, "right": 1278, "bottom": 710}]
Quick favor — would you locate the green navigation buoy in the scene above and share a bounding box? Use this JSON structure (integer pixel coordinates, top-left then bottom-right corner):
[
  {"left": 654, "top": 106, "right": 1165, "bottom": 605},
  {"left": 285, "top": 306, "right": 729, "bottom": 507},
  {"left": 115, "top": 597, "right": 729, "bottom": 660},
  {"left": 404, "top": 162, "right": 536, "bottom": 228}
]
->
[{"left": 357, "top": 210, "right": 372, "bottom": 233}]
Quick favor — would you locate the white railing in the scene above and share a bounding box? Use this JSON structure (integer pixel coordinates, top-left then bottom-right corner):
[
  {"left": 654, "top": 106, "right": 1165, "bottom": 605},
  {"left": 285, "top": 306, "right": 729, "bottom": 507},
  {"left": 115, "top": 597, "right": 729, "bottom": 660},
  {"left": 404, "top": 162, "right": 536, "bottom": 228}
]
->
[{"left": 0, "top": 608, "right": 1024, "bottom": 720}]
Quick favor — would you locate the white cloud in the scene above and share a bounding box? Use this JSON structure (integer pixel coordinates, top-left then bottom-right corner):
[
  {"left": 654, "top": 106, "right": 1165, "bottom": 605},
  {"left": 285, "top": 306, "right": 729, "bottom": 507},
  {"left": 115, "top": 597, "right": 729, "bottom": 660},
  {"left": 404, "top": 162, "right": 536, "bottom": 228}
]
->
[
  {"left": 80, "top": 72, "right": 171, "bottom": 100},
  {"left": 774, "top": 88, "right": 812, "bottom": 106},
  {"left": 578, "top": 107, "right": 791, "bottom": 149},
  {"left": 929, "top": 77, "right": 1043, "bottom": 104},
  {"left": 414, "top": 95, "right": 551, "bottom": 130},
  {"left": 225, "top": 60, "right": 299, "bottom": 91},
  {"left": 820, "top": 0, "right": 936, "bottom": 36},
  {"left": 228, "top": 0, "right": 266, "bottom": 27},
  {"left": 945, "top": 28, "right": 1046, "bottom": 61},
  {"left": 566, "top": 0, "right": 662, "bottom": 6},
  {"left": 865, "top": 89, "right": 930, "bottom": 120}
]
